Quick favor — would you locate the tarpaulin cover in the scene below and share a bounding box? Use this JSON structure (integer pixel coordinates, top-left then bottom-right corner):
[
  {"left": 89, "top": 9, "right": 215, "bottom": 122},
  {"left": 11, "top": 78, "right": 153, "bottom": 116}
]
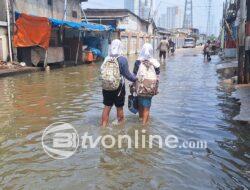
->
[
  {"left": 90, "top": 47, "right": 102, "bottom": 57},
  {"left": 49, "top": 18, "right": 82, "bottom": 29},
  {"left": 81, "top": 22, "right": 112, "bottom": 31},
  {"left": 15, "top": 12, "right": 113, "bottom": 32},
  {"left": 14, "top": 13, "right": 52, "bottom": 49},
  {"left": 49, "top": 18, "right": 112, "bottom": 31}
]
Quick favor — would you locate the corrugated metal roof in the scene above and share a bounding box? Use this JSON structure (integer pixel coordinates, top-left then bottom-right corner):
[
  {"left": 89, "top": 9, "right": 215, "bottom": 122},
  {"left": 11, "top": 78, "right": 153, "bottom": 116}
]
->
[{"left": 84, "top": 9, "right": 150, "bottom": 24}]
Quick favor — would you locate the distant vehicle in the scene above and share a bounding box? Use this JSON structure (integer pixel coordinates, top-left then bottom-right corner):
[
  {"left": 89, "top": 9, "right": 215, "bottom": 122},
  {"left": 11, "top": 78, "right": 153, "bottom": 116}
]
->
[{"left": 183, "top": 38, "right": 196, "bottom": 48}]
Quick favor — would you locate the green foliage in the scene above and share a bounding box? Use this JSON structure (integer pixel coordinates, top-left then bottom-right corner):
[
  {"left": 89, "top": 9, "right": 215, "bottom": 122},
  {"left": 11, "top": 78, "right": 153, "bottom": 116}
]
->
[{"left": 208, "top": 35, "right": 217, "bottom": 41}]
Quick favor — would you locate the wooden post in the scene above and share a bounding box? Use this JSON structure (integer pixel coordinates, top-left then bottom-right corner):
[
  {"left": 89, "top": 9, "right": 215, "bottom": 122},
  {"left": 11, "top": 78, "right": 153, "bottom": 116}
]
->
[
  {"left": 136, "top": 33, "right": 139, "bottom": 54},
  {"left": 44, "top": 50, "right": 48, "bottom": 68},
  {"left": 127, "top": 32, "right": 131, "bottom": 55},
  {"left": 75, "top": 31, "right": 81, "bottom": 65}
]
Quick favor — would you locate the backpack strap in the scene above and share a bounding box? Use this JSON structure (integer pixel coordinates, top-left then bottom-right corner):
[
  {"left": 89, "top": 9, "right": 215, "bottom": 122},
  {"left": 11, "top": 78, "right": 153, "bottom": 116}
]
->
[{"left": 114, "top": 56, "right": 124, "bottom": 97}]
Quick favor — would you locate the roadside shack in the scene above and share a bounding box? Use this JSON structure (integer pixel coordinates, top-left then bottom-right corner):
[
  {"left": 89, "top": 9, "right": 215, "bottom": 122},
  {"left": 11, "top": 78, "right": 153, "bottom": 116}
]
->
[{"left": 14, "top": 12, "right": 112, "bottom": 67}]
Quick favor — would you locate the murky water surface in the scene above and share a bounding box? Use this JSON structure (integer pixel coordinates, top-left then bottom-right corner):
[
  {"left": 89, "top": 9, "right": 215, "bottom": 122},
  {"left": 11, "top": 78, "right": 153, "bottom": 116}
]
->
[{"left": 0, "top": 48, "right": 249, "bottom": 190}]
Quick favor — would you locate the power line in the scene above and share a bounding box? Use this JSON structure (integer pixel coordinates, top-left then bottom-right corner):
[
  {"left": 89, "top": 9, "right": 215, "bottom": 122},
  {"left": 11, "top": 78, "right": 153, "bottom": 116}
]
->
[{"left": 183, "top": 0, "right": 193, "bottom": 28}]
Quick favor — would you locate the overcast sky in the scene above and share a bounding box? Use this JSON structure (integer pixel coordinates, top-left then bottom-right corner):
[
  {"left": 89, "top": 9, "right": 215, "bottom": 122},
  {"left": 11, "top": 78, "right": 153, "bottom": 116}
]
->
[{"left": 82, "top": 0, "right": 225, "bottom": 35}]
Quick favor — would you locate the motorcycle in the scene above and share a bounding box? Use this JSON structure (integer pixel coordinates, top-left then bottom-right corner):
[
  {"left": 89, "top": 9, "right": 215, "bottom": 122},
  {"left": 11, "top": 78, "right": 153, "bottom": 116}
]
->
[{"left": 170, "top": 46, "right": 175, "bottom": 55}]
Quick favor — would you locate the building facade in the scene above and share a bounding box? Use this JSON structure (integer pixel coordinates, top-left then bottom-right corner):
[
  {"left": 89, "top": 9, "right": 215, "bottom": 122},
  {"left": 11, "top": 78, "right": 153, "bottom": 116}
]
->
[
  {"left": 158, "top": 6, "right": 182, "bottom": 29},
  {"left": 124, "top": 0, "right": 140, "bottom": 16},
  {"left": 124, "top": 0, "right": 154, "bottom": 20},
  {"left": 158, "top": 14, "right": 166, "bottom": 28},
  {"left": 175, "top": 7, "right": 183, "bottom": 29},
  {"left": 0, "top": 0, "right": 8, "bottom": 61},
  {"left": 165, "top": 7, "right": 178, "bottom": 29},
  {"left": 85, "top": 9, "right": 157, "bottom": 55},
  {"left": 14, "top": 0, "right": 82, "bottom": 22},
  {"left": 139, "top": 0, "right": 154, "bottom": 20},
  {"left": 0, "top": 0, "right": 84, "bottom": 62}
]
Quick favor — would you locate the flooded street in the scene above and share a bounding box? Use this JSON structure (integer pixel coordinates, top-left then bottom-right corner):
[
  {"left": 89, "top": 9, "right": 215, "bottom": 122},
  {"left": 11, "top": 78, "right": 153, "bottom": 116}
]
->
[{"left": 0, "top": 47, "right": 249, "bottom": 189}]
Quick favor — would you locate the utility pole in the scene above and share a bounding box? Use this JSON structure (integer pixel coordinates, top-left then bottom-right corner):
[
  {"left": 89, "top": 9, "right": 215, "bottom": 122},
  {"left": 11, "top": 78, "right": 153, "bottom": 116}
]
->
[
  {"left": 206, "top": 0, "right": 212, "bottom": 37},
  {"left": 63, "top": 0, "right": 67, "bottom": 20},
  {"left": 183, "top": 0, "right": 193, "bottom": 29},
  {"left": 5, "top": 0, "right": 13, "bottom": 62},
  {"left": 79, "top": 0, "right": 89, "bottom": 22},
  {"left": 148, "top": 0, "right": 153, "bottom": 20}
]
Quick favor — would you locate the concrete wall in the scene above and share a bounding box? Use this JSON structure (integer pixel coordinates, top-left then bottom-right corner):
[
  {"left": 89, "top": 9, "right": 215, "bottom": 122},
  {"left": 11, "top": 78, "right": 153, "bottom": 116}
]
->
[
  {"left": 118, "top": 13, "right": 148, "bottom": 33},
  {"left": 14, "top": 0, "right": 82, "bottom": 21},
  {"left": 0, "top": 27, "right": 8, "bottom": 61},
  {"left": 121, "top": 31, "right": 156, "bottom": 55},
  {"left": 0, "top": 0, "right": 6, "bottom": 22},
  {"left": 0, "top": 0, "right": 9, "bottom": 62},
  {"left": 121, "top": 31, "right": 185, "bottom": 55}
]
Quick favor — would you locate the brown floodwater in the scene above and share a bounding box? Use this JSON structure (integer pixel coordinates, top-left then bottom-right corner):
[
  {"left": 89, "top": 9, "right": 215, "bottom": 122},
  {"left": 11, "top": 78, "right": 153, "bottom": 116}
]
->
[{"left": 0, "top": 48, "right": 249, "bottom": 190}]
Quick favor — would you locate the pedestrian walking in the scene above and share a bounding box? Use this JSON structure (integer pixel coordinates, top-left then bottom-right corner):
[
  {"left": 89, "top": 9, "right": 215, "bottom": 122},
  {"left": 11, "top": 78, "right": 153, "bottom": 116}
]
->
[
  {"left": 132, "top": 43, "right": 160, "bottom": 125},
  {"left": 168, "top": 38, "right": 176, "bottom": 55},
  {"left": 203, "top": 40, "right": 212, "bottom": 61},
  {"left": 157, "top": 36, "right": 169, "bottom": 62},
  {"left": 101, "top": 39, "right": 137, "bottom": 127}
]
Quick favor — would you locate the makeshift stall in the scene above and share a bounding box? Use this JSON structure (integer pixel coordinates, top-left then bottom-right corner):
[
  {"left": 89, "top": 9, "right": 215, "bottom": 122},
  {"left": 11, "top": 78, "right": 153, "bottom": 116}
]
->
[
  {"left": 82, "top": 31, "right": 110, "bottom": 60},
  {"left": 14, "top": 12, "right": 113, "bottom": 66},
  {"left": 14, "top": 13, "right": 51, "bottom": 66}
]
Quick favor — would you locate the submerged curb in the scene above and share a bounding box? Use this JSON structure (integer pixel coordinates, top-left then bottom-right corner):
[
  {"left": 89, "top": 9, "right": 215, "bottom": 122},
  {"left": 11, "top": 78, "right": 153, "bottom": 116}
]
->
[{"left": 0, "top": 67, "right": 43, "bottom": 78}]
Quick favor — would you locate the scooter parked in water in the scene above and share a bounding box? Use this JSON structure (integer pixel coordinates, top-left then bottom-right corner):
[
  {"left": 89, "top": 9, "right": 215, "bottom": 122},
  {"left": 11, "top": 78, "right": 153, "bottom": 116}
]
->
[{"left": 170, "top": 46, "right": 175, "bottom": 55}]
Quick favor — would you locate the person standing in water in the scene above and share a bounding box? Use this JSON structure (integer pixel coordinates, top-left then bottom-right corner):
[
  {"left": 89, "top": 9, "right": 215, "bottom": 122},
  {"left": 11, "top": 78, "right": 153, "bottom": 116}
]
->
[
  {"left": 157, "top": 36, "right": 169, "bottom": 62},
  {"left": 101, "top": 39, "right": 137, "bottom": 127},
  {"left": 133, "top": 43, "right": 160, "bottom": 125},
  {"left": 203, "top": 40, "right": 212, "bottom": 61}
]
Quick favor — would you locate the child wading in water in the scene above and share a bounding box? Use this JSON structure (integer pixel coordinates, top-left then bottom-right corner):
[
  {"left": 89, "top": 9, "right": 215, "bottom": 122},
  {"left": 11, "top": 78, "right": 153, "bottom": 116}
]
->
[
  {"left": 132, "top": 43, "right": 160, "bottom": 125},
  {"left": 101, "top": 39, "right": 136, "bottom": 127}
]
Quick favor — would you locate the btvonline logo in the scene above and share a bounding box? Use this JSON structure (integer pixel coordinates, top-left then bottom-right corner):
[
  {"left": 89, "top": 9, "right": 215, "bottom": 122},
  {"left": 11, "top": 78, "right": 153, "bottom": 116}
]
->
[
  {"left": 42, "top": 122, "right": 79, "bottom": 160},
  {"left": 42, "top": 123, "right": 208, "bottom": 160}
]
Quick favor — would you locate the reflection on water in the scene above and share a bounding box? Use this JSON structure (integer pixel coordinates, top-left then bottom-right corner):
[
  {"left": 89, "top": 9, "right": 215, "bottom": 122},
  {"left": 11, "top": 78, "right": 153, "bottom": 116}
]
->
[{"left": 0, "top": 48, "right": 249, "bottom": 189}]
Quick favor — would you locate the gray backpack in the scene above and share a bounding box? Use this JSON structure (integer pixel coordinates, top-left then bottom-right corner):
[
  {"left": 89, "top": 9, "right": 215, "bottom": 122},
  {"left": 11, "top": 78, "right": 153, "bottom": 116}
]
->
[{"left": 101, "top": 57, "right": 121, "bottom": 91}]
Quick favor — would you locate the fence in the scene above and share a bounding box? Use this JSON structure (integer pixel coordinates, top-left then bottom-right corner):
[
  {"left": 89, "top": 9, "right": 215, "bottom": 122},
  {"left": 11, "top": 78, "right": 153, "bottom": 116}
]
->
[{"left": 121, "top": 32, "right": 185, "bottom": 55}]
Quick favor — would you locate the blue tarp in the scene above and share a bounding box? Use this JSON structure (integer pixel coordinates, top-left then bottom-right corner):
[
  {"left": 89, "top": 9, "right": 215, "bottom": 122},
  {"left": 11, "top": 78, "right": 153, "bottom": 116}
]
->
[
  {"left": 49, "top": 18, "right": 112, "bottom": 31},
  {"left": 49, "top": 18, "right": 82, "bottom": 29},
  {"left": 15, "top": 12, "right": 112, "bottom": 32},
  {"left": 81, "top": 22, "right": 112, "bottom": 31},
  {"left": 90, "top": 48, "right": 102, "bottom": 57}
]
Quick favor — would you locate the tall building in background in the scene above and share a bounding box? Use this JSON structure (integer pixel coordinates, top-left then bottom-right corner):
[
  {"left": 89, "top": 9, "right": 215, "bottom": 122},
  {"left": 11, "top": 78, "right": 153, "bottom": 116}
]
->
[
  {"left": 158, "top": 6, "right": 181, "bottom": 29},
  {"left": 139, "top": 0, "right": 154, "bottom": 19},
  {"left": 176, "top": 7, "right": 183, "bottom": 28},
  {"left": 158, "top": 13, "right": 167, "bottom": 28},
  {"left": 124, "top": 0, "right": 140, "bottom": 16},
  {"left": 124, "top": 0, "right": 154, "bottom": 20},
  {"left": 166, "top": 7, "right": 178, "bottom": 29}
]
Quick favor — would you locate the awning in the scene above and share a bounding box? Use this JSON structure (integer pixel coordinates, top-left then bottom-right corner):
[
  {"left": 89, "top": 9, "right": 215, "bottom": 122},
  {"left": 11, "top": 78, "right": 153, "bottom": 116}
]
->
[
  {"left": 49, "top": 18, "right": 82, "bottom": 29},
  {"left": 81, "top": 21, "right": 112, "bottom": 31},
  {"left": 49, "top": 18, "right": 112, "bottom": 31},
  {"left": 14, "top": 12, "right": 113, "bottom": 50},
  {"left": 16, "top": 12, "right": 113, "bottom": 32}
]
